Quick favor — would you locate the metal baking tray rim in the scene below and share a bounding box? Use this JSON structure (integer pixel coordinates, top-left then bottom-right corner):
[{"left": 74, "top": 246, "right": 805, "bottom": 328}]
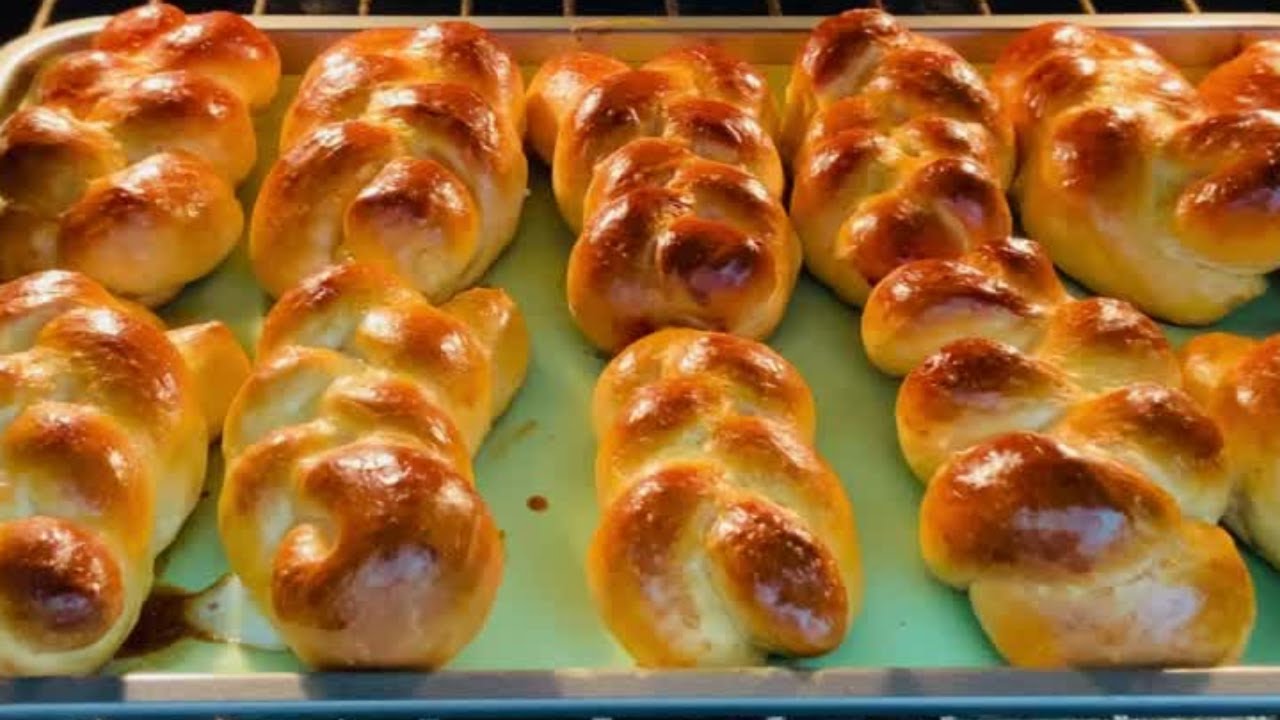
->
[
  {"left": 6, "top": 12, "right": 1280, "bottom": 107},
  {"left": 3, "top": 11, "right": 1280, "bottom": 718},
  {"left": 5, "top": 666, "right": 1280, "bottom": 717}
]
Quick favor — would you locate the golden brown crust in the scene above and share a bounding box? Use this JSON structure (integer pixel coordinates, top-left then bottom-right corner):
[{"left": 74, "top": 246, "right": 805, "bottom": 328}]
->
[
  {"left": 1178, "top": 333, "right": 1280, "bottom": 570},
  {"left": 165, "top": 322, "right": 251, "bottom": 439},
  {"left": 0, "top": 269, "right": 221, "bottom": 675},
  {"left": 0, "top": 518, "right": 126, "bottom": 654},
  {"left": 268, "top": 441, "right": 501, "bottom": 666},
  {"left": 862, "top": 233, "right": 1184, "bottom": 387},
  {"left": 588, "top": 329, "right": 860, "bottom": 666},
  {"left": 249, "top": 121, "right": 399, "bottom": 299},
  {"left": 644, "top": 45, "right": 779, "bottom": 140},
  {"left": 920, "top": 432, "right": 1254, "bottom": 668},
  {"left": 848, "top": 24, "right": 1265, "bottom": 662},
  {"left": 1178, "top": 332, "right": 1258, "bottom": 408},
  {"left": 568, "top": 140, "right": 799, "bottom": 353},
  {"left": 0, "top": 107, "right": 124, "bottom": 219},
  {"left": 252, "top": 24, "right": 526, "bottom": 303},
  {"left": 784, "top": 9, "right": 1014, "bottom": 306},
  {"left": 991, "top": 23, "right": 1280, "bottom": 323},
  {"left": 35, "top": 51, "right": 145, "bottom": 118},
  {"left": 88, "top": 71, "right": 255, "bottom": 182},
  {"left": 0, "top": 4, "right": 279, "bottom": 307},
  {"left": 1035, "top": 297, "right": 1178, "bottom": 385},
  {"left": 859, "top": 185, "right": 1249, "bottom": 669},
  {"left": 528, "top": 47, "right": 792, "bottom": 351},
  {"left": 1052, "top": 383, "right": 1228, "bottom": 522},
  {"left": 892, "top": 296, "right": 1230, "bottom": 521},
  {"left": 896, "top": 338, "right": 1078, "bottom": 480},
  {"left": 1197, "top": 41, "right": 1280, "bottom": 114},
  {"left": 923, "top": 433, "right": 1173, "bottom": 582},
  {"left": 282, "top": 23, "right": 523, "bottom": 149},
  {"left": 95, "top": 6, "right": 278, "bottom": 109},
  {"left": 531, "top": 47, "right": 783, "bottom": 234},
  {"left": 58, "top": 151, "right": 244, "bottom": 307},
  {"left": 556, "top": 74, "right": 783, "bottom": 232},
  {"left": 591, "top": 328, "right": 816, "bottom": 440},
  {"left": 862, "top": 236, "right": 1063, "bottom": 376},
  {"left": 526, "top": 51, "right": 629, "bottom": 165},
  {"left": 221, "top": 262, "right": 529, "bottom": 669},
  {"left": 857, "top": 168, "right": 1246, "bottom": 668}
]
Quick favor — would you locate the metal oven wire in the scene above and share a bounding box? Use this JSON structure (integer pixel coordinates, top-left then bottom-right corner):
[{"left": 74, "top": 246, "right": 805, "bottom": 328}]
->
[{"left": 26, "top": 0, "right": 1261, "bottom": 33}]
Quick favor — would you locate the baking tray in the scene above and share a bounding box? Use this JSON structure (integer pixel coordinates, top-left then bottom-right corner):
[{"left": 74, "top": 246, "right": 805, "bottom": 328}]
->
[{"left": 2, "top": 12, "right": 1280, "bottom": 718}]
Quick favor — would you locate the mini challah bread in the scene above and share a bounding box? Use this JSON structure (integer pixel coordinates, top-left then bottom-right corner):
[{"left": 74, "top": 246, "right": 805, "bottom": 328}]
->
[
  {"left": 992, "top": 24, "right": 1280, "bottom": 324},
  {"left": 0, "top": 270, "right": 248, "bottom": 675},
  {"left": 220, "top": 262, "right": 529, "bottom": 669},
  {"left": 529, "top": 45, "right": 784, "bottom": 233},
  {"left": 782, "top": 9, "right": 1015, "bottom": 306},
  {"left": 589, "top": 329, "right": 861, "bottom": 666},
  {"left": 0, "top": 4, "right": 279, "bottom": 307},
  {"left": 528, "top": 47, "right": 797, "bottom": 353},
  {"left": 921, "top": 432, "right": 1254, "bottom": 668},
  {"left": 1181, "top": 333, "right": 1280, "bottom": 569},
  {"left": 250, "top": 24, "right": 527, "bottom": 303},
  {"left": 865, "top": 237, "right": 1250, "bottom": 666}
]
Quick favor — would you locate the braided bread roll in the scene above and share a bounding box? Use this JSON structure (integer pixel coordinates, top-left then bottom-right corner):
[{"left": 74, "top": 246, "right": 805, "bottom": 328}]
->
[
  {"left": 866, "top": 237, "right": 1253, "bottom": 665},
  {"left": 530, "top": 46, "right": 783, "bottom": 231},
  {"left": 1181, "top": 333, "right": 1280, "bottom": 570},
  {"left": 863, "top": 235, "right": 1230, "bottom": 520},
  {"left": 250, "top": 24, "right": 527, "bottom": 304},
  {"left": 590, "top": 329, "right": 861, "bottom": 666},
  {"left": 992, "top": 24, "right": 1280, "bottom": 324},
  {"left": 528, "top": 48, "right": 797, "bottom": 353},
  {"left": 782, "top": 9, "right": 1014, "bottom": 306},
  {"left": 0, "top": 4, "right": 279, "bottom": 307},
  {"left": 220, "top": 262, "right": 528, "bottom": 669},
  {"left": 921, "top": 431, "right": 1254, "bottom": 668},
  {"left": 0, "top": 270, "right": 248, "bottom": 675}
]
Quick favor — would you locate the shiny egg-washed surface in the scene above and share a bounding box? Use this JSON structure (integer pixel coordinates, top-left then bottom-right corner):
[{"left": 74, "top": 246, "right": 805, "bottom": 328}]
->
[{"left": 116, "top": 62, "right": 1280, "bottom": 673}]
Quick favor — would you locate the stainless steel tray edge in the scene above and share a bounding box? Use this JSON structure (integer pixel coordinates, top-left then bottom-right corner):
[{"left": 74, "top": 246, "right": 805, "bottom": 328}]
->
[
  {"left": 1, "top": 12, "right": 1280, "bottom": 718},
  {"left": 5, "top": 12, "right": 1280, "bottom": 109},
  {"left": 3, "top": 667, "right": 1280, "bottom": 717}
]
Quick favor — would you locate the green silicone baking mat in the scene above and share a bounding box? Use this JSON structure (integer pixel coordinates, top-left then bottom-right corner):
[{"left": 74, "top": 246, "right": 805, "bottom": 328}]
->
[
  {"left": 119, "top": 64, "right": 1280, "bottom": 672},
  {"left": 3, "top": 14, "right": 1280, "bottom": 718}
]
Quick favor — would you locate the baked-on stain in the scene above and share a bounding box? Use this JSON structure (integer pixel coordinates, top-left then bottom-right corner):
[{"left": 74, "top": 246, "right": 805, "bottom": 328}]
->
[
  {"left": 115, "top": 584, "right": 213, "bottom": 658},
  {"left": 483, "top": 419, "right": 537, "bottom": 461},
  {"left": 526, "top": 495, "right": 549, "bottom": 512}
]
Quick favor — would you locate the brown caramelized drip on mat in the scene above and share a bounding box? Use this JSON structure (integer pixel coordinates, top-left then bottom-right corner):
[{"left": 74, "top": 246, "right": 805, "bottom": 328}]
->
[{"left": 527, "top": 495, "right": 550, "bottom": 512}]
